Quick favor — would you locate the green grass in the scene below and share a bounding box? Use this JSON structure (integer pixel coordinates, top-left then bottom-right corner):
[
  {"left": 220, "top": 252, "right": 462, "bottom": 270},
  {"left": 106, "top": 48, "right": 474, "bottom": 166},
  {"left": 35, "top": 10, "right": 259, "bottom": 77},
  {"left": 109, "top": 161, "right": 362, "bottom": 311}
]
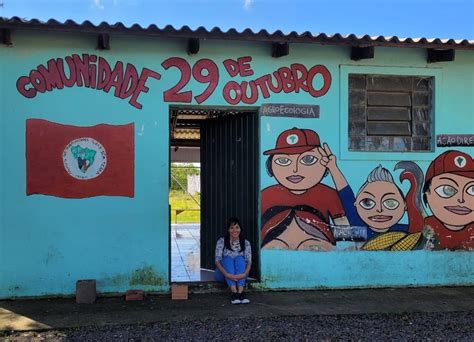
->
[{"left": 170, "top": 190, "right": 201, "bottom": 223}]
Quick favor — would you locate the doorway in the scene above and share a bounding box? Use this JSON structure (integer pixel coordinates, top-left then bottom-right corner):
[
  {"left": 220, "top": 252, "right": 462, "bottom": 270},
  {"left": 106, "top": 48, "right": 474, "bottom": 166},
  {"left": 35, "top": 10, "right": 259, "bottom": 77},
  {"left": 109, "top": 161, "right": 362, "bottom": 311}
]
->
[{"left": 169, "top": 107, "right": 260, "bottom": 283}]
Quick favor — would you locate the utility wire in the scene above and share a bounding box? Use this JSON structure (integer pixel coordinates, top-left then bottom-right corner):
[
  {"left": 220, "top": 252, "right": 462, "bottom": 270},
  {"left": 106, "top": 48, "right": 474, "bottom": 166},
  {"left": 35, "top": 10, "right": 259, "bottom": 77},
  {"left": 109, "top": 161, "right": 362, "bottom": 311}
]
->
[{"left": 170, "top": 173, "right": 201, "bottom": 208}]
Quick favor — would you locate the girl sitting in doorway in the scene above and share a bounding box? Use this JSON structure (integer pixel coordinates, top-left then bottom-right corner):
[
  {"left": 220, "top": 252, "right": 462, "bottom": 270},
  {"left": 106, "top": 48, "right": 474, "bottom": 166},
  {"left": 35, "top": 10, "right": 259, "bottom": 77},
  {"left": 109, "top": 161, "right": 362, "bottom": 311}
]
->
[{"left": 215, "top": 217, "right": 252, "bottom": 304}]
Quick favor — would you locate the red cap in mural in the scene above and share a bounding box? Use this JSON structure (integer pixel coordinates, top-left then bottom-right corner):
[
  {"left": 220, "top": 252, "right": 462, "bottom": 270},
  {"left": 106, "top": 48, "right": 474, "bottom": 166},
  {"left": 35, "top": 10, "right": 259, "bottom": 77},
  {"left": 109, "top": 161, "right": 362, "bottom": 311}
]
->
[
  {"left": 425, "top": 150, "right": 474, "bottom": 183},
  {"left": 264, "top": 127, "right": 321, "bottom": 155}
]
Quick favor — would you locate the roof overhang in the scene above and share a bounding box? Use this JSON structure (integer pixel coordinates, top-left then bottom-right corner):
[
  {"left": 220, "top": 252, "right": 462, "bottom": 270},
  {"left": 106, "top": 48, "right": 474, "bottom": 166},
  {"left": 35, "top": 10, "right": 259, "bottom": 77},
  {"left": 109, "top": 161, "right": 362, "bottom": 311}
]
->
[{"left": 1, "top": 16, "right": 473, "bottom": 50}]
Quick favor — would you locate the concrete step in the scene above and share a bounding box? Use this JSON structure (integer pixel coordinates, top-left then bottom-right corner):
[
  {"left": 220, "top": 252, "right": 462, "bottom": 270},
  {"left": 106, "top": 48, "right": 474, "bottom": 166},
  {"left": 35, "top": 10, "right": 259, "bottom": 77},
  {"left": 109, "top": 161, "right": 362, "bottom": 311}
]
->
[{"left": 172, "top": 279, "right": 258, "bottom": 294}]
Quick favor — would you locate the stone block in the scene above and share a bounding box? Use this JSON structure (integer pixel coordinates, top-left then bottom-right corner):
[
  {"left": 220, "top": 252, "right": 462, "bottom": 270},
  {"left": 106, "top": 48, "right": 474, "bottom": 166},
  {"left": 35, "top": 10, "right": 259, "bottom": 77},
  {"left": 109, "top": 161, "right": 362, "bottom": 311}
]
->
[
  {"left": 171, "top": 284, "right": 188, "bottom": 300},
  {"left": 76, "top": 279, "right": 96, "bottom": 304},
  {"left": 126, "top": 290, "right": 144, "bottom": 301}
]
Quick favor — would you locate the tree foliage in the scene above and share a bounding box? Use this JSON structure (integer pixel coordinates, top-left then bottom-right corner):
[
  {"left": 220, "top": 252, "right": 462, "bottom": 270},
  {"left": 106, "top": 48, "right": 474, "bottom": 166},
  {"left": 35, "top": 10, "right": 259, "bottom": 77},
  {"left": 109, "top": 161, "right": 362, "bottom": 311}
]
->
[{"left": 171, "top": 164, "right": 200, "bottom": 191}]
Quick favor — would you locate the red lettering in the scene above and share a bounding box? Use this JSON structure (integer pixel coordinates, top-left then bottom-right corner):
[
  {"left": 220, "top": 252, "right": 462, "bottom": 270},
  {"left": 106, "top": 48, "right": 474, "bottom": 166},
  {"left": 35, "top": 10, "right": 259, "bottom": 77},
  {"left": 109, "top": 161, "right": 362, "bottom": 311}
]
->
[
  {"left": 306, "top": 65, "right": 331, "bottom": 97},
  {"left": 104, "top": 61, "right": 124, "bottom": 96},
  {"left": 278, "top": 67, "right": 295, "bottom": 93},
  {"left": 129, "top": 68, "right": 161, "bottom": 109},
  {"left": 15, "top": 55, "right": 332, "bottom": 110},
  {"left": 223, "top": 59, "right": 240, "bottom": 77},
  {"left": 90, "top": 61, "right": 97, "bottom": 89},
  {"left": 37, "top": 58, "right": 64, "bottom": 91},
  {"left": 97, "top": 57, "right": 111, "bottom": 90},
  {"left": 223, "top": 56, "right": 254, "bottom": 77},
  {"left": 119, "top": 63, "right": 139, "bottom": 99},
  {"left": 238, "top": 56, "right": 254, "bottom": 77},
  {"left": 254, "top": 75, "right": 271, "bottom": 98},
  {"left": 29, "top": 70, "right": 47, "bottom": 93},
  {"left": 162, "top": 57, "right": 192, "bottom": 102},
  {"left": 89, "top": 55, "right": 98, "bottom": 89},
  {"left": 73, "top": 54, "right": 90, "bottom": 87},
  {"left": 16, "top": 76, "right": 36, "bottom": 98},
  {"left": 290, "top": 63, "right": 308, "bottom": 93},
  {"left": 266, "top": 71, "right": 283, "bottom": 93},
  {"left": 192, "top": 59, "right": 219, "bottom": 104},
  {"left": 15, "top": 54, "right": 162, "bottom": 109},
  {"left": 241, "top": 81, "right": 258, "bottom": 104},
  {"left": 223, "top": 81, "right": 242, "bottom": 105},
  {"left": 60, "top": 56, "right": 77, "bottom": 87}
]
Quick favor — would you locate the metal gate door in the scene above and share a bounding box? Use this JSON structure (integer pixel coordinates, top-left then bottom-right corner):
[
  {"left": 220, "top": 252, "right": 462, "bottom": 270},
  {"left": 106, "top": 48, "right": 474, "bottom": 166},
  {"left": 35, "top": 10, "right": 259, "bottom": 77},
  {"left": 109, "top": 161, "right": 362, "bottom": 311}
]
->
[{"left": 200, "top": 111, "right": 259, "bottom": 279}]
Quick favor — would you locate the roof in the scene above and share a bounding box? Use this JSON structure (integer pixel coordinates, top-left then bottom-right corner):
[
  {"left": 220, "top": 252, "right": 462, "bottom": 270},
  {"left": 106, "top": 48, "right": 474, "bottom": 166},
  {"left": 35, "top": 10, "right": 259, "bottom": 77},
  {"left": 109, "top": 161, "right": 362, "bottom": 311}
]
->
[{"left": 1, "top": 16, "right": 473, "bottom": 50}]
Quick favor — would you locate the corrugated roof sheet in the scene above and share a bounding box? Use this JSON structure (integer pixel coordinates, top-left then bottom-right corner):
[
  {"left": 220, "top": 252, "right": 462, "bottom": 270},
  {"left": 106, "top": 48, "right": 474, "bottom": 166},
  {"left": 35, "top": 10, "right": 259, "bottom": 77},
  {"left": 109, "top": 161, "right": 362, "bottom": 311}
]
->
[
  {"left": 1, "top": 16, "right": 473, "bottom": 50},
  {"left": 174, "top": 128, "right": 200, "bottom": 140}
]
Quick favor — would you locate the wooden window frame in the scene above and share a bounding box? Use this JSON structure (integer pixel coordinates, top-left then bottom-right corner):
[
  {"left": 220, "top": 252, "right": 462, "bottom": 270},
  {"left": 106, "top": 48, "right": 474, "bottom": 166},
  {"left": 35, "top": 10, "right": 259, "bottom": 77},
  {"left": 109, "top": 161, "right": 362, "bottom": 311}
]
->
[{"left": 339, "top": 65, "right": 442, "bottom": 161}]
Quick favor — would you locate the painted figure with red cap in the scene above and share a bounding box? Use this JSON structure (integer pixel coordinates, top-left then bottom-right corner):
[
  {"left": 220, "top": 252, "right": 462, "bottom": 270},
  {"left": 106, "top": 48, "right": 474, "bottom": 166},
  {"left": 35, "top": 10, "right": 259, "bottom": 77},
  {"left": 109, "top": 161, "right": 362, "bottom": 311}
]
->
[
  {"left": 423, "top": 150, "right": 474, "bottom": 250},
  {"left": 261, "top": 128, "right": 349, "bottom": 251}
]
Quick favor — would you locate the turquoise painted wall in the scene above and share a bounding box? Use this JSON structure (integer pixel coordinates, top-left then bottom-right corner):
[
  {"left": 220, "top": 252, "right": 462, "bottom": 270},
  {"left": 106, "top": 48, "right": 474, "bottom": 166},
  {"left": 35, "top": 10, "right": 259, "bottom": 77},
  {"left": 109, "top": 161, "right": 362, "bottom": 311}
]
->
[
  {"left": 261, "top": 250, "right": 474, "bottom": 289},
  {"left": 0, "top": 30, "right": 472, "bottom": 298},
  {"left": 0, "top": 32, "right": 177, "bottom": 298}
]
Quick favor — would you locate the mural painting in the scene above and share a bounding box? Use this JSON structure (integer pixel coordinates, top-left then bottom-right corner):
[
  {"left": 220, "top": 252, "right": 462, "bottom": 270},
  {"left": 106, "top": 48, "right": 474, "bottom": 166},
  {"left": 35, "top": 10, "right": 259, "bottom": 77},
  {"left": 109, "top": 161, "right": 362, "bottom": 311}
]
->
[
  {"left": 261, "top": 128, "right": 349, "bottom": 251},
  {"left": 261, "top": 128, "right": 473, "bottom": 251},
  {"left": 15, "top": 55, "right": 473, "bottom": 249},
  {"left": 26, "top": 119, "right": 134, "bottom": 198},
  {"left": 423, "top": 150, "right": 474, "bottom": 250}
]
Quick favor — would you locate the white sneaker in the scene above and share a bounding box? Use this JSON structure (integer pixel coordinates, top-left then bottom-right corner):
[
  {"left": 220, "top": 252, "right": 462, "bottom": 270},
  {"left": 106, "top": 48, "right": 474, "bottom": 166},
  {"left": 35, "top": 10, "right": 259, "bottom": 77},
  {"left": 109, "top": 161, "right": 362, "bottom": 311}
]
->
[
  {"left": 239, "top": 292, "right": 250, "bottom": 304},
  {"left": 231, "top": 293, "right": 241, "bottom": 305}
]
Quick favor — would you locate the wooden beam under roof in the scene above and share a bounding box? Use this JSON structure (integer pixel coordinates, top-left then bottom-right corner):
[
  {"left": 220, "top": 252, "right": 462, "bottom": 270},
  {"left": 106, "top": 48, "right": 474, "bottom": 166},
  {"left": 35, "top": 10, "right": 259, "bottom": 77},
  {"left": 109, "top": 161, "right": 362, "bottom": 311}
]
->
[
  {"left": 351, "top": 46, "right": 374, "bottom": 60},
  {"left": 1, "top": 28, "right": 12, "bottom": 45},
  {"left": 187, "top": 38, "right": 200, "bottom": 55},
  {"left": 98, "top": 33, "right": 110, "bottom": 50},
  {"left": 427, "top": 48, "right": 455, "bottom": 63},
  {"left": 171, "top": 139, "right": 200, "bottom": 147},
  {"left": 272, "top": 42, "right": 289, "bottom": 58}
]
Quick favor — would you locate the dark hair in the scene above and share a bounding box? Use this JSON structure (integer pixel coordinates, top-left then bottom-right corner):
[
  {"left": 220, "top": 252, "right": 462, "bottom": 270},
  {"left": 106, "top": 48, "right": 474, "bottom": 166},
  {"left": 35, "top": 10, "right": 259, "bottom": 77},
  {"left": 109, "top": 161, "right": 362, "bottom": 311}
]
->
[
  {"left": 261, "top": 205, "right": 333, "bottom": 247},
  {"left": 422, "top": 179, "right": 432, "bottom": 206},
  {"left": 266, "top": 155, "right": 329, "bottom": 179},
  {"left": 266, "top": 155, "right": 275, "bottom": 177},
  {"left": 224, "top": 217, "right": 246, "bottom": 252}
]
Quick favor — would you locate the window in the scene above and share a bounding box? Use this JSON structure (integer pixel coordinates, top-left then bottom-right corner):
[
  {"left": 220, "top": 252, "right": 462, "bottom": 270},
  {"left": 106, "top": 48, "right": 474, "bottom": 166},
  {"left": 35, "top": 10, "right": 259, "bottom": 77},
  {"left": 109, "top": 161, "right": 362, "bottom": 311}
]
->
[{"left": 348, "top": 74, "right": 433, "bottom": 152}]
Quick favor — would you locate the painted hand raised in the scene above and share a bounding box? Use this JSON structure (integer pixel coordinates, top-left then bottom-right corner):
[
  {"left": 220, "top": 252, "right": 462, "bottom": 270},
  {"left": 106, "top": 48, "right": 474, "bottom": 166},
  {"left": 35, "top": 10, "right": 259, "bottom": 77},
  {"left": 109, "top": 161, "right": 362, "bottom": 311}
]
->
[
  {"left": 318, "top": 143, "right": 337, "bottom": 171},
  {"left": 317, "top": 143, "right": 349, "bottom": 191}
]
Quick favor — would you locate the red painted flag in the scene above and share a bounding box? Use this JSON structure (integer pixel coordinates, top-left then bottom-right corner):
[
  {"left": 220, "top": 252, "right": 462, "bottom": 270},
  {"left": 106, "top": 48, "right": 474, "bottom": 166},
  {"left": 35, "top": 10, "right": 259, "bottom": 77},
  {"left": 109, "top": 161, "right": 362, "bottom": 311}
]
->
[{"left": 26, "top": 119, "right": 134, "bottom": 198}]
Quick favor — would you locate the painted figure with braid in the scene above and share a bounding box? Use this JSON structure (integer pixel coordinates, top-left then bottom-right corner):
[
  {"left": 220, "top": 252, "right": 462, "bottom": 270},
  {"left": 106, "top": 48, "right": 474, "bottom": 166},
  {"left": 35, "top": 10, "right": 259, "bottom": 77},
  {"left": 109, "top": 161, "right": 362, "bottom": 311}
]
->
[{"left": 320, "top": 145, "right": 425, "bottom": 250}]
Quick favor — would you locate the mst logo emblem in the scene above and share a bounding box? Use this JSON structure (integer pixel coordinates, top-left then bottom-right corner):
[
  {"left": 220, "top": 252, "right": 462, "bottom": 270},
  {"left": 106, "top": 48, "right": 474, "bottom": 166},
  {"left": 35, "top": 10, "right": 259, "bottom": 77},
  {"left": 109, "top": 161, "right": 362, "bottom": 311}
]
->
[{"left": 63, "top": 138, "right": 107, "bottom": 180}]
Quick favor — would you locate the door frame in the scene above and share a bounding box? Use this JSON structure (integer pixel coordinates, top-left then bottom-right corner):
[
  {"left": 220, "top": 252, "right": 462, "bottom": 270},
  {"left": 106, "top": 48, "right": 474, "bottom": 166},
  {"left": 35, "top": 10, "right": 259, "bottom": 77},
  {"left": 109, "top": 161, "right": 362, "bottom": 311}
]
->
[{"left": 168, "top": 105, "right": 261, "bottom": 283}]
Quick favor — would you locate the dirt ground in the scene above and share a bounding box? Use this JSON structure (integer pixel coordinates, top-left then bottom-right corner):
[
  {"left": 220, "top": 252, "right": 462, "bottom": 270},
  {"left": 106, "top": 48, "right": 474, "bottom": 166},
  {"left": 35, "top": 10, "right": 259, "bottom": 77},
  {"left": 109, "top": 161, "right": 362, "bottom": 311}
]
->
[
  {"left": 3, "top": 311, "right": 474, "bottom": 341},
  {"left": 1, "top": 287, "right": 474, "bottom": 340}
]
